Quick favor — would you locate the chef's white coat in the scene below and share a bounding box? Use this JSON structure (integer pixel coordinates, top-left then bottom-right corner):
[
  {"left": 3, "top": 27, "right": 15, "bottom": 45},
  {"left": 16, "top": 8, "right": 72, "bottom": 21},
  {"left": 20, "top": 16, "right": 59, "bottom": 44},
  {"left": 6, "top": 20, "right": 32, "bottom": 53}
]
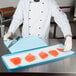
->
[{"left": 8, "top": 0, "right": 72, "bottom": 43}]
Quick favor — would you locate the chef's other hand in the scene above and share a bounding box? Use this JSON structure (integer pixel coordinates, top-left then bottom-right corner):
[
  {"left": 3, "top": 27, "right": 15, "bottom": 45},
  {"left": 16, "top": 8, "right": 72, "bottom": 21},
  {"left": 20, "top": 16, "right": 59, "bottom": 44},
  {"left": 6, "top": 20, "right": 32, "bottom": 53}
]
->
[
  {"left": 3, "top": 32, "right": 13, "bottom": 41},
  {"left": 64, "top": 35, "right": 72, "bottom": 51}
]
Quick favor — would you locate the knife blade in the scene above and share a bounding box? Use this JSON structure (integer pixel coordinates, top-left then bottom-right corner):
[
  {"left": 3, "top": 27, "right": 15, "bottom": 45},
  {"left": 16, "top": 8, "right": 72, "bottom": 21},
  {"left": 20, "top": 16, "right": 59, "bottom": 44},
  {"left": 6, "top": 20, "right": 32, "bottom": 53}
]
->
[{"left": 8, "top": 36, "right": 20, "bottom": 48}]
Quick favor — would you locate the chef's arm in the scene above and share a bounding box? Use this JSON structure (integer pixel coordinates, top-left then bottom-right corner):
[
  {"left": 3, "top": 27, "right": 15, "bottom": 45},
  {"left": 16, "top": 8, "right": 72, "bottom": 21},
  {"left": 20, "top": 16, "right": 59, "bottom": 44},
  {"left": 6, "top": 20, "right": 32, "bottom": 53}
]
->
[
  {"left": 8, "top": 0, "right": 24, "bottom": 34},
  {"left": 51, "top": 0, "right": 72, "bottom": 38},
  {"left": 51, "top": 0, "right": 72, "bottom": 51}
]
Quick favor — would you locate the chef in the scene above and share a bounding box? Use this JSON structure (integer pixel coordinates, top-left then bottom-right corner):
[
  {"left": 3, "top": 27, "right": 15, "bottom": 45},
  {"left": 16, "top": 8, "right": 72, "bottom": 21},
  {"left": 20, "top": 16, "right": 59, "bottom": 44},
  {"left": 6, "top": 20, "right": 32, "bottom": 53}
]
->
[{"left": 3, "top": 0, "right": 72, "bottom": 51}]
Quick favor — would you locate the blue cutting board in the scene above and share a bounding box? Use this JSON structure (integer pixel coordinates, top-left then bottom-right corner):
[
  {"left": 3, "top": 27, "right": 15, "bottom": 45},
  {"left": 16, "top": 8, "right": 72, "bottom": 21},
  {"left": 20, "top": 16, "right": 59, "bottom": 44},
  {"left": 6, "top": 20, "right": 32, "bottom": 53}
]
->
[{"left": 4, "top": 36, "right": 48, "bottom": 53}]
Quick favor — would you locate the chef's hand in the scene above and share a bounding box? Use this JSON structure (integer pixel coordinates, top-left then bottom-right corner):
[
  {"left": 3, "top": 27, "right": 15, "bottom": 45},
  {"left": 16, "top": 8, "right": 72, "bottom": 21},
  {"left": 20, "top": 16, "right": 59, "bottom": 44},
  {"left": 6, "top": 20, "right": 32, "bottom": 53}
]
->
[
  {"left": 3, "top": 32, "right": 13, "bottom": 41},
  {"left": 64, "top": 35, "right": 72, "bottom": 51}
]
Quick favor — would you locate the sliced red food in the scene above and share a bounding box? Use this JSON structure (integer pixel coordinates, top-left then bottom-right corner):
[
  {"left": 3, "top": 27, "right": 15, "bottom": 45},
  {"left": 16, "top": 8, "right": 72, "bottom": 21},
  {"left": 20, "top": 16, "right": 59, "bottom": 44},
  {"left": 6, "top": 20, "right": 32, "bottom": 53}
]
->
[
  {"left": 10, "top": 57, "right": 21, "bottom": 65},
  {"left": 57, "top": 48, "right": 63, "bottom": 52},
  {"left": 39, "top": 51, "right": 48, "bottom": 59},
  {"left": 25, "top": 53, "right": 36, "bottom": 62},
  {"left": 49, "top": 50, "right": 59, "bottom": 57}
]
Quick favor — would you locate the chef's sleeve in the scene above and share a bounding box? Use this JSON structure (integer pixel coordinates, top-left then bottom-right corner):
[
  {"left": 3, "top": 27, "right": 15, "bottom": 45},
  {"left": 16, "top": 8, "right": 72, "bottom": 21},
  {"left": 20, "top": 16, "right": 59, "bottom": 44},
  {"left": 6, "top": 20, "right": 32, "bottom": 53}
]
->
[
  {"left": 8, "top": 0, "right": 24, "bottom": 34},
  {"left": 51, "top": 0, "right": 72, "bottom": 37}
]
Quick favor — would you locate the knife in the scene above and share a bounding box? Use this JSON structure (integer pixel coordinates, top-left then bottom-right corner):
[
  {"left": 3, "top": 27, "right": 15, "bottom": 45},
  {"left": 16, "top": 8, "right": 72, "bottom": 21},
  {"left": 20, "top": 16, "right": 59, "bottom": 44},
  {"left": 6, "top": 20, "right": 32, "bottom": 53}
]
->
[{"left": 8, "top": 36, "right": 20, "bottom": 48}]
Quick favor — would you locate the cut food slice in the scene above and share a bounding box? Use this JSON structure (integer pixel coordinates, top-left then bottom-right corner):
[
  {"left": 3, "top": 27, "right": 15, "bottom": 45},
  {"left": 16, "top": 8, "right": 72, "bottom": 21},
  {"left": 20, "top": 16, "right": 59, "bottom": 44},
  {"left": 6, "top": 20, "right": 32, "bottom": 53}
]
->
[
  {"left": 10, "top": 57, "right": 21, "bottom": 66},
  {"left": 49, "top": 50, "right": 59, "bottom": 57},
  {"left": 25, "top": 53, "right": 36, "bottom": 62},
  {"left": 57, "top": 48, "right": 63, "bottom": 52},
  {"left": 39, "top": 51, "right": 48, "bottom": 59}
]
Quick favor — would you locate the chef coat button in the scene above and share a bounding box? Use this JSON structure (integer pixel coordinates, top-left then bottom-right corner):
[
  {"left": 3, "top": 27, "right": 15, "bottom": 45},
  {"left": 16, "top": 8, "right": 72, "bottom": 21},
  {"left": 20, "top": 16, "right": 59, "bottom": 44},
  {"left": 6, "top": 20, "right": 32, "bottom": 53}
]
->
[
  {"left": 29, "top": 1, "right": 32, "bottom": 3},
  {"left": 42, "top": 2, "right": 44, "bottom": 4},
  {"left": 39, "top": 27, "right": 41, "bottom": 29},
  {"left": 29, "top": 18, "right": 31, "bottom": 19},
  {"left": 29, "top": 33, "right": 31, "bottom": 35},
  {"left": 38, "top": 34, "right": 40, "bottom": 36},
  {"left": 59, "top": 9, "right": 61, "bottom": 12},
  {"left": 40, "top": 20, "right": 42, "bottom": 21},
  {"left": 41, "top": 11, "right": 43, "bottom": 13},
  {"left": 29, "top": 10, "right": 31, "bottom": 11},
  {"left": 29, "top": 26, "right": 31, "bottom": 28}
]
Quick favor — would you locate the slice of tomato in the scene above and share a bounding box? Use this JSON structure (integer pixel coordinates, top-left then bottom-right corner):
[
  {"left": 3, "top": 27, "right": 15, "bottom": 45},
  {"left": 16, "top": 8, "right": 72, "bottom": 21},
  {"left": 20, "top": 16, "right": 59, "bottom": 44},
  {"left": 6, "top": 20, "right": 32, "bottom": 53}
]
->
[
  {"left": 39, "top": 51, "right": 48, "bottom": 59},
  {"left": 10, "top": 57, "right": 21, "bottom": 66},
  {"left": 49, "top": 50, "right": 59, "bottom": 57},
  {"left": 25, "top": 53, "right": 36, "bottom": 62},
  {"left": 57, "top": 48, "right": 63, "bottom": 52}
]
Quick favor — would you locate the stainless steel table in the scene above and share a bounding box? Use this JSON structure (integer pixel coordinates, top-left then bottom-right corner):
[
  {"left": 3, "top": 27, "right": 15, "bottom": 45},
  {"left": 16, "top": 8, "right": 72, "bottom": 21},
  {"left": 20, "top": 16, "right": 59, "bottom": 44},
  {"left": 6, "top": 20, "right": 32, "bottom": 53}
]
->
[{"left": 0, "top": 38, "right": 76, "bottom": 73}]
